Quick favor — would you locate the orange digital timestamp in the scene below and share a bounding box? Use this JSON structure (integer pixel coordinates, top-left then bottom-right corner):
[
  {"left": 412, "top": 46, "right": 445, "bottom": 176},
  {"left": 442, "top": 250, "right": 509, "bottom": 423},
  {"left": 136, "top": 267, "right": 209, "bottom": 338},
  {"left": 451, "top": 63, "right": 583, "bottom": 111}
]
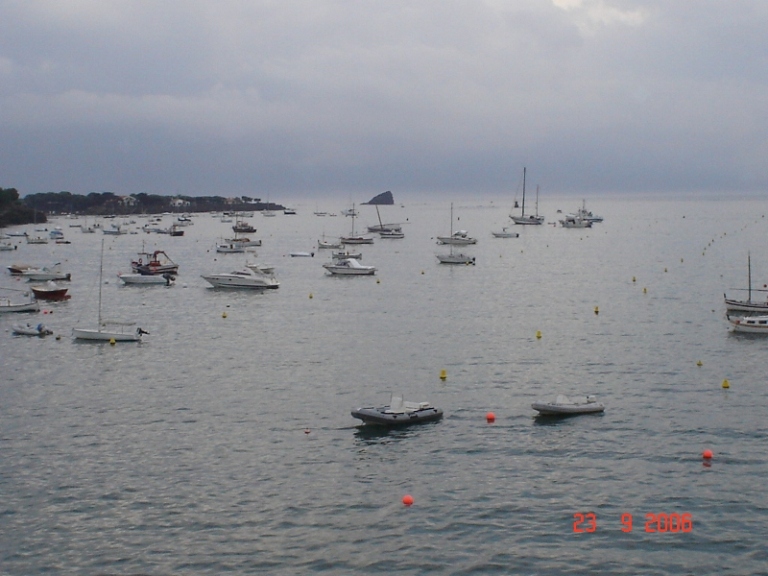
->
[{"left": 573, "top": 512, "right": 693, "bottom": 533}]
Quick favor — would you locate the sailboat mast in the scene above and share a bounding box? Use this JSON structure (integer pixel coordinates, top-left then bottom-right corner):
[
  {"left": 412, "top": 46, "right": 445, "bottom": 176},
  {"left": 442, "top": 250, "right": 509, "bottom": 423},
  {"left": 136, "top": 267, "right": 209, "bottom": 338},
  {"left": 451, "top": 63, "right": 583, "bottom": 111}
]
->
[
  {"left": 97, "top": 239, "right": 104, "bottom": 330},
  {"left": 748, "top": 252, "right": 752, "bottom": 302},
  {"left": 521, "top": 167, "right": 527, "bottom": 217}
]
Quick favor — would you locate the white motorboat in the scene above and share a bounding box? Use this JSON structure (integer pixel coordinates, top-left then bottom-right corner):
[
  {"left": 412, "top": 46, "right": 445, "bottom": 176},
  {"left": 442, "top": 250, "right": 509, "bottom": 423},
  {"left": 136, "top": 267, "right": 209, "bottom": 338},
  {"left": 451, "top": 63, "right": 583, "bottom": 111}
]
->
[
  {"left": 290, "top": 251, "right": 314, "bottom": 257},
  {"left": 532, "top": 395, "right": 605, "bottom": 416},
  {"left": 0, "top": 241, "right": 15, "bottom": 251},
  {"left": 22, "top": 264, "right": 72, "bottom": 282},
  {"left": 322, "top": 258, "right": 376, "bottom": 275},
  {"left": 26, "top": 236, "right": 49, "bottom": 244},
  {"left": 0, "top": 297, "right": 40, "bottom": 313},
  {"left": 216, "top": 242, "right": 246, "bottom": 253},
  {"left": 102, "top": 223, "right": 127, "bottom": 235},
  {"left": 379, "top": 230, "right": 405, "bottom": 239},
  {"left": 437, "top": 230, "right": 477, "bottom": 245},
  {"left": 727, "top": 314, "right": 768, "bottom": 334},
  {"left": 74, "top": 240, "right": 146, "bottom": 342},
  {"left": 724, "top": 254, "right": 768, "bottom": 312},
  {"left": 491, "top": 227, "right": 519, "bottom": 238},
  {"left": 13, "top": 322, "right": 53, "bottom": 336},
  {"left": 559, "top": 215, "right": 592, "bottom": 228},
  {"left": 118, "top": 273, "right": 175, "bottom": 285},
  {"left": 575, "top": 200, "right": 603, "bottom": 223},
  {"left": 201, "top": 267, "right": 279, "bottom": 289},
  {"left": 510, "top": 169, "right": 544, "bottom": 225}
]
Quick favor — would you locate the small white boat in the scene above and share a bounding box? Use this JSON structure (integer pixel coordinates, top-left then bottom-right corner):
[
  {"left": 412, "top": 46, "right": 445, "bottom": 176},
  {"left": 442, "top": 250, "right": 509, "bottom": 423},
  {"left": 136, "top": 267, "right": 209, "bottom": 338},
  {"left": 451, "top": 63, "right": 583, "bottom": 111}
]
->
[
  {"left": 22, "top": 264, "right": 72, "bottom": 282},
  {"left": 437, "top": 230, "right": 477, "bottom": 245},
  {"left": 0, "top": 297, "right": 40, "bottom": 313},
  {"left": 727, "top": 314, "right": 768, "bottom": 334},
  {"left": 560, "top": 215, "right": 592, "bottom": 228},
  {"left": 118, "top": 273, "right": 175, "bottom": 285},
  {"left": 216, "top": 242, "right": 246, "bottom": 253},
  {"left": 26, "top": 236, "right": 49, "bottom": 244},
  {"left": 0, "top": 241, "right": 16, "bottom": 251},
  {"left": 74, "top": 240, "right": 147, "bottom": 342},
  {"left": 322, "top": 258, "right": 376, "bottom": 275},
  {"left": 379, "top": 230, "right": 405, "bottom": 239},
  {"left": 13, "top": 322, "right": 53, "bottom": 336},
  {"left": 436, "top": 252, "right": 475, "bottom": 265},
  {"left": 491, "top": 228, "right": 519, "bottom": 238},
  {"left": 531, "top": 395, "right": 605, "bottom": 416},
  {"left": 201, "top": 267, "right": 279, "bottom": 289},
  {"left": 290, "top": 251, "right": 314, "bottom": 258}
]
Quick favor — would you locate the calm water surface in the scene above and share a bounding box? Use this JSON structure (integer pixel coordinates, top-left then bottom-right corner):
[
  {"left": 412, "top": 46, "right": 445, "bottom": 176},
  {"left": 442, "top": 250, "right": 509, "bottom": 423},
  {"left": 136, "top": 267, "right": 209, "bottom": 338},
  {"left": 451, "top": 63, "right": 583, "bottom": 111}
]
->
[{"left": 2, "top": 196, "right": 768, "bottom": 575}]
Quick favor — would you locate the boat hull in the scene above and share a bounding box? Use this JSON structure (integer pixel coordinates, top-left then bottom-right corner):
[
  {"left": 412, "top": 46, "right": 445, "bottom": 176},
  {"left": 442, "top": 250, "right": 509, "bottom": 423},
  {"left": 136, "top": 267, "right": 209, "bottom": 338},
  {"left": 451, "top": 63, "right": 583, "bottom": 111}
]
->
[
  {"left": 119, "top": 273, "right": 174, "bottom": 285},
  {"left": 437, "top": 254, "right": 475, "bottom": 265},
  {"left": 727, "top": 315, "right": 768, "bottom": 333},
  {"left": 0, "top": 301, "right": 40, "bottom": 313},
  {"left": 351, "top": 406, "right": 443, "bottom": 427},
  {"left": 724, "top": 299, "right": 768, "bottom": 313},
  {"left": 72, "top": 328, "right": 142, "bottom": 341},
  {"left": 201, "top": 274, "right": 279, "bottom": 289},
  {"left": 531, "top": 402, "right": 605, "bottom": 415}
]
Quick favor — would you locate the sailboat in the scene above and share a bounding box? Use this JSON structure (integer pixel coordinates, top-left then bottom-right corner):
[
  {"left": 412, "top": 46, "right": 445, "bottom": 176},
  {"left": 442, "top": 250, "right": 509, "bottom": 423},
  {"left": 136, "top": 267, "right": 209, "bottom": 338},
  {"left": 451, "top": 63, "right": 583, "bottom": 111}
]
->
[
  {"left": 724, "top": 253, "right": 768, "bottom": 312},
  {"left": 374, "top": 205, "right": 404, "bottom": 238},
  {"left": 73, "top": 240, "right": 148, "bottom": 341},
  {"left": 510, "top": 167, "right": 544, "bottom": 225},
  {"left": 340, "top": 204, "right": 374, "bottom": 244},
  {"left": 437, "top": 203, "right": 475, "bottom": 265}
]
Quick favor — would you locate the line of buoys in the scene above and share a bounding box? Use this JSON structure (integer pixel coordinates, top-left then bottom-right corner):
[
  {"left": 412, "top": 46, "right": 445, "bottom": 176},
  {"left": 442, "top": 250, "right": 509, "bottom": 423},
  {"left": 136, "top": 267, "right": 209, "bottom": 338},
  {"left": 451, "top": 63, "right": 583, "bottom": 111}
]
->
[
  {"left": 536, "top": 330, "right": 542, "bottom": 339},
  {"left": 594, "top": 306, "right": 599, "bottom": 315},
  {"left": 222, "top": 311, "right": 227, "bottom": 318},
  {"left": 643, "top": 287, "right": 647, "bottom": 294},
  {"left": 109, "top": 338, "right": 116, "bottom": 345},
  {"left": 439, "top": 369, "right": 447, "bottom": 381},
  {"left": 696, "top": 360, "right": 703, "bottom": 367},
  {"left": 722, "top": 378, "right": 730, "bottom": 389},
  {"left": 309, "top": 293, "right": 313, "bottom": 299}
]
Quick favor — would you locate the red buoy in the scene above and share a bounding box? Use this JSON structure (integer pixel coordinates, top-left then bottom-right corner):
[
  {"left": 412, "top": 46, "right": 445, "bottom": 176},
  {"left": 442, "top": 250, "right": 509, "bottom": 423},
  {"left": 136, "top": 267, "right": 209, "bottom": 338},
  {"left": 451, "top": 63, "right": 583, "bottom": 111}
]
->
[
  {"left": 402, "top": 494, "right": 414, "bottom": 506},
  {"left": 486, "top": 412, "right": 496, "bottom": 423},
  {"left": 703, "top": 449, "right": 713, "bottom": 459}
]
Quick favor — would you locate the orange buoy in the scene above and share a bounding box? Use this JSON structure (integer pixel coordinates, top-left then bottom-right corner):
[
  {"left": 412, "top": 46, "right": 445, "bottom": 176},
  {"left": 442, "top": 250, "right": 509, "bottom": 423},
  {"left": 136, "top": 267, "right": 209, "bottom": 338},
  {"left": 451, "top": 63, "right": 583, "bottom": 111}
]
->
[
  {"left": 402, "top": 494, "right": 414, "bottom": 506},
  {"left": 703, "top": 449, "right": 713, "bottom": 459},
  {"left": 486, "top": 412, "right": 496, "bottom": 423}
]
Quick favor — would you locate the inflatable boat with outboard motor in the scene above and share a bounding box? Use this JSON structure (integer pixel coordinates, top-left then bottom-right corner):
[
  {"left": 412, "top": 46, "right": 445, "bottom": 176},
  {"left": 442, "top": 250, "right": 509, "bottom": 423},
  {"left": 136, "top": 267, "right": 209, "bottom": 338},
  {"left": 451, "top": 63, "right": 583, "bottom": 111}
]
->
[
  {"left": 532, "top": 395, "right": 605, "bottom": 416},
  {"left": 352, "top": 393, "right": 443, "bottom": 427}
]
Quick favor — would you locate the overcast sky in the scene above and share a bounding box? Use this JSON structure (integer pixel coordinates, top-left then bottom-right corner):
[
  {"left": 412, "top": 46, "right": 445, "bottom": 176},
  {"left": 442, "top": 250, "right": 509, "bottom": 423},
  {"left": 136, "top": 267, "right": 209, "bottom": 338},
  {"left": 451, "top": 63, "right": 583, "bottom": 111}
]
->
[{"left": 1, "top": 1, "right": 766, "bottom": 199}]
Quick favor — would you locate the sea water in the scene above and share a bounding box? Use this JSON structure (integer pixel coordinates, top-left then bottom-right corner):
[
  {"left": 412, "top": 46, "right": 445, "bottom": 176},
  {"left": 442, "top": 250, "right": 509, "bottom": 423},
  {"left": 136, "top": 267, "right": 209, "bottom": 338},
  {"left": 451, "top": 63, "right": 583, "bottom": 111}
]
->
[{"left": 2, "top": 195, "right": 768, "bottom": 574}]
